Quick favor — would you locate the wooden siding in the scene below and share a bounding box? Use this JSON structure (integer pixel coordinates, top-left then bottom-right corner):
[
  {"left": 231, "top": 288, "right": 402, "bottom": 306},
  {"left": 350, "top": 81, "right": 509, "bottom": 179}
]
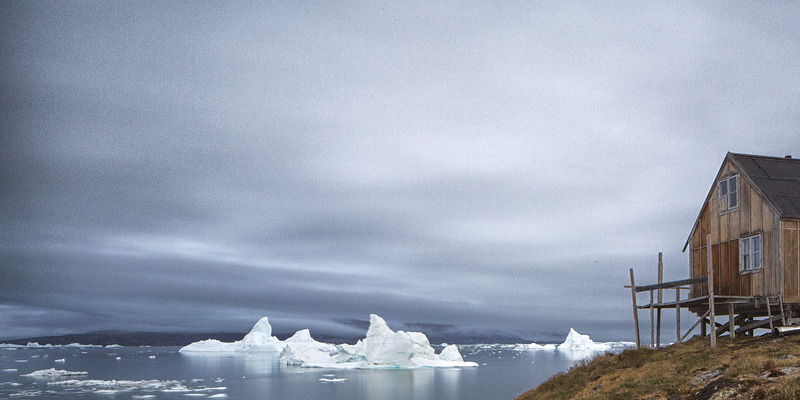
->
[
  {"left": 689, "top": 160, "right": 780, "bottom": 298},
  {"left": 784, "top": 220, "right": 800, "bottom": 303}
]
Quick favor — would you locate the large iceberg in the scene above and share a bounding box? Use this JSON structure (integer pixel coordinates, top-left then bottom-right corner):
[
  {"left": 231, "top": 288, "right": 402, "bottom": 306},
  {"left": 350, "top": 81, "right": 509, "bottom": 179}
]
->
[
  {"left": 281, "top": 314, "right": 477, "bottom": 369},
  {"left": 181, "top": 314, "right": 477, "bottom": 369},
  {"left": 180, "top": 316, "right": 285, "bottom": 352}
]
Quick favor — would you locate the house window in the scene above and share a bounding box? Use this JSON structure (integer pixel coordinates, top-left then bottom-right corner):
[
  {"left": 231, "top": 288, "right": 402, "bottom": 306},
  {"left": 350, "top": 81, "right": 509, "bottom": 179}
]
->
[
  {"left": 718, "top": 175, "right": 739, "bottom": 212},
  {"left": 739, "top": 234, "right": 762, "bottom": 272}
]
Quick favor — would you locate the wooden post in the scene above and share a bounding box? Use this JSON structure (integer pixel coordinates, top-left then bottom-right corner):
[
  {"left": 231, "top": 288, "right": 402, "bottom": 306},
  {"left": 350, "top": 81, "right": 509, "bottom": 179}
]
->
[
  {"left": 657, "top": 252, "right": 663, "bottom": 348},
  {"left": 650, "top": 290, "right": 655, "bottom": 348},
  {"left": 728, "top": 303, "right": 735, "bottom": 339},
  {"left": 630, "top": 268, "right": 641, "bottom": 349},
  {"left": 676, "top": 287, "right": 681, "bottom": 343},
  {"left": 707, "top": 234, "right": 716, "bottom": 348}
]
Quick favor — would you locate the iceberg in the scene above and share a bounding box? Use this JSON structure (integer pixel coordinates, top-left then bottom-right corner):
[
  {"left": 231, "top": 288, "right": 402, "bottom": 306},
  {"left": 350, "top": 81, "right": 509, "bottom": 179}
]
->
[
  {"left": 557, "top": 328, "right": 611, "bottom": 351},
  {"left": 180, "top": 316, "right": 285, "bottom": 352},
  {"left": 280, "top": 314, "right": 477, "bottom": 369},
  {"left": 181, "top": 314, "right": 477, "bottom": 369},
  {"left": 521, "top": 328, "right": 632, "bottom": 353}
]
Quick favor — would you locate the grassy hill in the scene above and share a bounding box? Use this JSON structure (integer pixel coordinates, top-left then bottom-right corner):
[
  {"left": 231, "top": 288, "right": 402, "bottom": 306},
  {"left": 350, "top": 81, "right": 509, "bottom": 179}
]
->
[{"left": 516, "top": 334, "right": 800, "bottom": 400}]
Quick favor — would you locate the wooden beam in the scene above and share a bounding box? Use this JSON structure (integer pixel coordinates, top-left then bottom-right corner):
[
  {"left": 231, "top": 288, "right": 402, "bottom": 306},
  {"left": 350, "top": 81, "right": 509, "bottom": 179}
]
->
[
  {"left": 629, "top": 268, "right": 641, "bottom": 349},
  {"left": 676, "top": 287, "right": 681, "bottom": 343},
  {"left": 628, "top": 277, "right": 708, "bottom": 292},
  {"left": 657, "top": 252, "right": 663, "bottom": 348},
  {"left": 681, "top": 310, "right": 710, "bottom": 343},
  {"left": 736, "top": 315, "right": 783, "bottom": 335},
  {"left": 650, "top": 290, "right": 655, "bottom": 348},
  {"left": 728, "top": 303, "right": 735, "bottom": 339},
  {"left": 707, "top": 234, "right": 716, "bottom": 348}
]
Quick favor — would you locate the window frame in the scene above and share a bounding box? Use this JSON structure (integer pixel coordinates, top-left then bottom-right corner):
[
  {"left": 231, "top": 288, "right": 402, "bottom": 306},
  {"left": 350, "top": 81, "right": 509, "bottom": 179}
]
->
[
  {"left": 718, "top": 174, "right": 739, "bottom": 213},
  {"left": 739, "top": 234, "right": 762, "bottom": 273}
]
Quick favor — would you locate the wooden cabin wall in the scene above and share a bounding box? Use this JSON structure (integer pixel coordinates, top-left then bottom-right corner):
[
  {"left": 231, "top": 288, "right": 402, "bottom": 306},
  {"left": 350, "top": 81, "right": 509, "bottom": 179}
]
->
[
  {"left": 783, "top": 220, "right": 800, "bottom": 303},
  {"left": 689, "top": 160, "right": 780, "bottom": 299}
]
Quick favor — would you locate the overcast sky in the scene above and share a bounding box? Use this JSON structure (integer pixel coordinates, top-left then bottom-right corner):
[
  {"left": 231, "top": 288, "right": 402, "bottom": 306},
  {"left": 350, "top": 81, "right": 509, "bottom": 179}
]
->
[{"left": 2, "top": 1, "right": 800, "bottom": 342}]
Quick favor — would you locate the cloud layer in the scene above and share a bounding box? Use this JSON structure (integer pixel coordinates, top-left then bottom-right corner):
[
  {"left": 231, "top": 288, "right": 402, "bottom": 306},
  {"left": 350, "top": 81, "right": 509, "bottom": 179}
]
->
[{"left": 2, "top": 1, "right": 800, "bottom": 341}]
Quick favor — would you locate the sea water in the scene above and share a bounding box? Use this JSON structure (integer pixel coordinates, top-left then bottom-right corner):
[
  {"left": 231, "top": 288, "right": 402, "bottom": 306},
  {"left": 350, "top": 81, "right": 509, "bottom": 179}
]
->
[{"left": 0, "top": 344, "right": 609, "bottom": 399}]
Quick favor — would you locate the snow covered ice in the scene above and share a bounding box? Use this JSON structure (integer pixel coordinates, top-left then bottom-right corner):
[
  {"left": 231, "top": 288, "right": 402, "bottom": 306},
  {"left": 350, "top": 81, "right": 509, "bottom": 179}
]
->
[
  {"left": 521, "top": 328, "right": 633, "bottom": 353},
  {"left": 181, "top": 314, "right": 477, "bottom": 369},
  {"left": 22, "top": 368, "right": 88, "bottom": 378},
  {"left": 281, "top": 314, "right": 477, "bottom": 369},
  {"left": 180, "top": 316, "right": 285, "bottom": 352}
]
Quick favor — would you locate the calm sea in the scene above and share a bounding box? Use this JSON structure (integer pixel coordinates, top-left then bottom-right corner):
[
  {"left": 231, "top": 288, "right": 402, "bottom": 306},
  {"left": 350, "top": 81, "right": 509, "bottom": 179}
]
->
[{"left": 0, "top": 344, "right": 606, "bottom": 400}]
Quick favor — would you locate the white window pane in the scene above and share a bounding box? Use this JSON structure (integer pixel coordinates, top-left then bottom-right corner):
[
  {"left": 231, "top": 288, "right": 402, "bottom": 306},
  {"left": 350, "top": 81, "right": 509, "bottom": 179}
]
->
[{"left": 754, "top": 250, "right": 761, "bottom": 268}]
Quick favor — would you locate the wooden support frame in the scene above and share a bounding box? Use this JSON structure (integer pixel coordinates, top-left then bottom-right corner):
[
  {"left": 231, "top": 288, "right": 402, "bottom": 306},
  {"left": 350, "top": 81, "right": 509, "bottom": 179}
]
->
[
  {"left": 707, "top": 234, "right": 716, "bottom": 348},
  {"left": 629, "top": 268, "right": 641, "bottom": 349}
]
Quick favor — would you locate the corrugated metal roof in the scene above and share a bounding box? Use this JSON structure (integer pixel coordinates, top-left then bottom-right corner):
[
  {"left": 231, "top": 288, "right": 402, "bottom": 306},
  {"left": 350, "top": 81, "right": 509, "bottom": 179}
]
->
[{"left": 729, "top": 153, "right": 800, "bottom": 219}]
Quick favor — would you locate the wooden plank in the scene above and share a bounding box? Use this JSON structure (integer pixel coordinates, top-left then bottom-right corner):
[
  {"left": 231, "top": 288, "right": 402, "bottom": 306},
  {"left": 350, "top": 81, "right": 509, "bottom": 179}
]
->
[
  {"left": 650, "top": 290, "right": 655, "bottom": 348},
  {"left": 676, "top": 288, "right": 681, "bottom": 343},
  {"left": 681, "top": 310, "right": 710, "bottom": 342},
  {"left": 633, "top": 277, "right": 708, "bottom": 292},
  {"left": 708, "top": 234, "right": 717, "bottom": 347},
  {"left": 785, "top": 224, "right": 799, "bottom": 303},
  {"left": 630, "top": 268, "right": 641, "bottom": 349},
  {"left": 713, "top": 243, "right": 726, "bottom": 294},
  {"left": 740, "top": 184, "right": 751, "bottom": 235},
  {"left": 750, "top": 186, "right": 762, "bottom": 232},
  {"left": 657, "top": 253, "right": 663, "bottom": 348}
]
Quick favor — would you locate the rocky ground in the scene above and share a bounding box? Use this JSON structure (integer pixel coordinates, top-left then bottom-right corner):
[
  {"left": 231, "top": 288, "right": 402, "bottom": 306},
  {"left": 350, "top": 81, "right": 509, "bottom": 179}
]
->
[{"left": 516, "top": 334, "right": 800, "bottom": 400}]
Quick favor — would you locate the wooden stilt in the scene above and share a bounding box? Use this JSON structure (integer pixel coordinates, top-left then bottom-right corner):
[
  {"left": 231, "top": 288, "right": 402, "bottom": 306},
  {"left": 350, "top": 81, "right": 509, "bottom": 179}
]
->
[
  {"left": 766, "top": 296, "right": 774, "bottom": 331},
  {"left": 657, "top": 253, "right": 663, "bottom": 348},
  {"left": 629, "top": 268, "right": 641, "bottom": 349},
  {"left": 676, "top": 287, "right": 681, "bottom": 343},
  {"left": 707, "top": 234, "right": 716, "bottom": 347},
  {"left": 728, "top": 303, "right": 735, "bottom": 339},
  {"left": 650, "top": 290, "right": 655, "bottom": 348},
  {"left": 779, "top": 295, "right": 786, "bottom": 326}
]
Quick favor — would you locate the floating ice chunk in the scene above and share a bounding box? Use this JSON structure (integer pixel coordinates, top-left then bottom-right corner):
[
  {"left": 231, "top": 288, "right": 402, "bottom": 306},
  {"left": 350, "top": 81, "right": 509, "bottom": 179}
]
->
[
  {"left": 557, "top": 328, "right": 611, "bottom": 351},
  {"left": 319, "top": 377, "right": 346, "bottom": 382},
  {"left": 22, "top": 368, "right": 88, "bottom": 378},
  {"left": 47, "top": 379, "right": 184, "bottom": 392},
  {"left": 2, "top": 368, "right": 18, "bottom": 372},
  {"left": 148, "top": 355, "right": 156, "bottom": 359},
  {"left": 54, "top": 359, "right": 66, "bottom": 363},
  {"left": 280, "top": 314, "right": 477, "bottom": 369},
  {"left": 521, "top": 343, "right": 557, "bottom": 351},
  {"left": 180, "top": 316, "right": 285, "bottom": 352}
]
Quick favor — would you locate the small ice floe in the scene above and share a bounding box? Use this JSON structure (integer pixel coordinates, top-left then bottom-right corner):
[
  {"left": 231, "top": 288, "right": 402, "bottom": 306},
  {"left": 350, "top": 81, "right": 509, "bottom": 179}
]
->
[
  {"left": 115, "top": 356, "right": 122, "bottom": 360},
  {"left": 105, "top": 344, "right": 123, "bottom": 348},
  {"left": 23, "top": 368, "right": 88, "bottom": 378},
  {"left": 0, "top": 382, "right": 22, "bottom": 387},
  {"left": 54, "top": 359, "right": 66, "bottom": 363},
  {"left": 2, "top": 368, "right": 18, "bottom": 372},
  {"left": 48, "top": 379, "right": 185, "bottom": 392},
  {"left": 148, "top": 355, "right": 156, "bottom": 359},
  {"left": 132, "top": 395, "right": 157, "bottom": 399},
  {"left": 318, "top": 377, "right": 346, "bottom": 383},
  {"left": 14, "top": 360, "right": 28, "bottom": 363},
  {"left": 208, "top": 395, "right": 228, "bottom": 398}
]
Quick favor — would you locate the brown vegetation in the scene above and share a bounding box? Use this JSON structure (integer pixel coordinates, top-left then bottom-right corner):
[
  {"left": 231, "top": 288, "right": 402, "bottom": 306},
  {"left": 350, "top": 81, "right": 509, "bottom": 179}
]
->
[{"left": 516, "top": 334, "right": 800, "bottom": 400}]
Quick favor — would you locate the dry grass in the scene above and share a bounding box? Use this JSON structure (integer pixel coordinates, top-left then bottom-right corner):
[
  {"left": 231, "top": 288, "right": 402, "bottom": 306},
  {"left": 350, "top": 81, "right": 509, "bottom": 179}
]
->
[{"left": 516, "top": 334, "right": 800, "bottom": 400}]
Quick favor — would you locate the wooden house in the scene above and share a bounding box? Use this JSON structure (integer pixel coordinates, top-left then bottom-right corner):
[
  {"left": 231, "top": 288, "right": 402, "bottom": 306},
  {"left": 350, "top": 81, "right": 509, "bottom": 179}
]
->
[
  {"left": 627, "top": 153, "right": 800, "bottom": 348},
  {"left": 684, "top": 153, "right": 800, "bottom": 309}
]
